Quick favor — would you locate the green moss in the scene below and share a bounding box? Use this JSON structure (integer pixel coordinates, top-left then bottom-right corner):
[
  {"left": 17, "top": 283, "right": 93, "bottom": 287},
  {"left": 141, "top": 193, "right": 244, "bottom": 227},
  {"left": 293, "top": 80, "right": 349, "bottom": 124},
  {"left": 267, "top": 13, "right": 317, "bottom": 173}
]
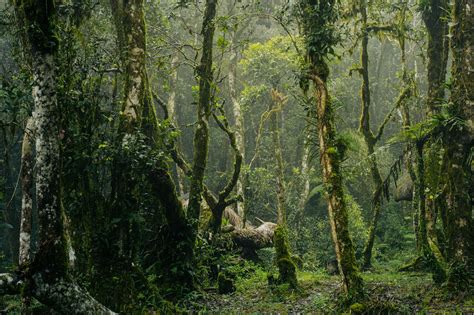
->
[
  {"left": 350, "top": 302, "right": 366, "bottom": 313},
  {"left": 274, "top": 226, "right": 298, "bottom": 288}
]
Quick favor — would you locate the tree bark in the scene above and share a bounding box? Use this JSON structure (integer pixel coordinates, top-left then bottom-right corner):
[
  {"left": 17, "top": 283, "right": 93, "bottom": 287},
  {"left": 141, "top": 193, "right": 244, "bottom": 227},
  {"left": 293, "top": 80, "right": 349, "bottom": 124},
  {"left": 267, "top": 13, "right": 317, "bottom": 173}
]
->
[
  {"left": 19, "top": 118, "right": 34, "bottom": 268},
  {"left": 110, "top": 0, "right": 194, "bottom": 295},
  {"left": 188, "top": 0, "right": 217, "bottom": 233},
  {"left": 422, "top": 0, "right": 449, "bottom": 115},
  {"left": 310, "top": 74, "right": 364, "bottom": 299},
  {"left": 422, "top": 0, "right": 449, "bottom": 261},
  {"left": 445, "top": 0, "right": 473, "bottom": 288},
  {"left": 358, "top": 0, "right": 384, "bottom": 270},
  {"left": 6, "top": 2, "right": 116, "bottom": 312},
  {"left": 167, "top": 55, "right": 186, "bottom": 196},
  {"left": 19, "top": 117, "right": 34, "bottom": 313},
  {"left": 270, "top": 90, "right": 287, "bottom": 227},
  {"left": 270, "top": 89, "right": 298, "bottom": 288},
  {"left": 228, "top": 34, "right": 246, "bottom": 226}
]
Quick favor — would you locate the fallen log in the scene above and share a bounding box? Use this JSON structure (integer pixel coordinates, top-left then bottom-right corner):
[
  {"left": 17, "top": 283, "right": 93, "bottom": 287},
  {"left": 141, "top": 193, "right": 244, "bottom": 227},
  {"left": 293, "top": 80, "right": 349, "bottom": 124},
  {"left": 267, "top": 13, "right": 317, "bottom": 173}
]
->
[{"left": 231, "top": 222, "right": 277, "bottom": 250}]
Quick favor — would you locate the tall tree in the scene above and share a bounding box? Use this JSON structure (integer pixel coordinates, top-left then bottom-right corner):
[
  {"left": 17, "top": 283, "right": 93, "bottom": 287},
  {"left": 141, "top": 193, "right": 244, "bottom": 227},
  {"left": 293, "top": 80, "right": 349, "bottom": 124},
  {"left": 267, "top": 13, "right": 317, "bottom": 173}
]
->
[
  {"left": 270, "top": 89, "right": 298, "bottom": 288},
  {"left": 0, "top": 1, "right": 115, "bottom": 312},
  {"left": 444, "top": 0, "right": 473, "bottom": 289},
  {"left": 228, "top": 30, "right": 247, "bottom": 226},
  {"left": 109, "top": 0, "right": 194, "bottom": 295},
  {"left": 188, "top": 0, "right": 218, "bottom": 233},
  {"left": 356, "top": 0, "right": 390, "bottom": 270},
  {"left": 298, "top": 0, "right": 364, "bottom": 299}
]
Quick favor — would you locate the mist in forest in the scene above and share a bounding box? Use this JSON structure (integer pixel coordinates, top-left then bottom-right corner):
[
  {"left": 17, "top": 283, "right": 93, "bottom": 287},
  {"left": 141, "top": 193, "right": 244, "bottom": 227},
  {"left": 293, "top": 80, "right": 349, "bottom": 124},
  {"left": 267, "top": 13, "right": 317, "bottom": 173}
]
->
[{"left": 0, "top": 0, "right": 472, "bottom": 313}]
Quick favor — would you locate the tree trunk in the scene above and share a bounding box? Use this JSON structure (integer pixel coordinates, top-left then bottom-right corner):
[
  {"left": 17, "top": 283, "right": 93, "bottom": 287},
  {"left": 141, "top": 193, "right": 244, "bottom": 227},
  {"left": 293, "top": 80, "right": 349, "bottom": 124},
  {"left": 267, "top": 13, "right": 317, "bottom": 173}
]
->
[
  {"left": 358, "top": 0, "right": 384, "bottom": 269},
  {"left": 228, "top": 34, "right": 246, "bottom": 226},
  {"left": 270, "top": 89, "right": 298, "bottom": 288},
  {"left": 19, "top": 117, "right": 34, "bottom": 313},
  {"left": 422, "top": 0, "right": 449, "bottom": 115},
  {"left": 167, "top": 55, "right": 186, "bottom": 196},
  {"left": 422, "top": 0, "right": 449, "bottom": 260},
  {"left": 296, "top": 135, "right": 311, "bottom": 254},
  {"left": 445, "top": 0, "right": 473, "bottom": 289},
  {"left": 310, "top": 74, "right": 364, "bottom": 299},
  {"left": 188, "top": 0, "right": 217, "bottom": 233},
  {"left": 19, "top": 118, "right": 34, "bottom": 268},
  {"left": 270, "top": 90, "right": 287, "bottom": 226},
  {"left": 6, "top": 2, "right": 116, "bottom": 312},
  {"left": 109, "top": 0, "right": 194, "bottom": 297},
  {"left": 299, "top": 0, "right": 364, "bottom": 299}
]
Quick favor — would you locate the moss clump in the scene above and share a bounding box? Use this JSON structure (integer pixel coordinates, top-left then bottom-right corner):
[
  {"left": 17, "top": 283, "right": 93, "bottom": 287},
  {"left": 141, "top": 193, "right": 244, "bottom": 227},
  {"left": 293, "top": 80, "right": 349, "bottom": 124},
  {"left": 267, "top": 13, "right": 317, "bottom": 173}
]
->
[
  {"left": 218, "top": 273, "right": 235, "bottom": 294},
  {"left": 350, "top": 303, "right": 366, "bottom": 313},
  {"left": 273, "top": 226, "right": 298, "bottom": 288}
]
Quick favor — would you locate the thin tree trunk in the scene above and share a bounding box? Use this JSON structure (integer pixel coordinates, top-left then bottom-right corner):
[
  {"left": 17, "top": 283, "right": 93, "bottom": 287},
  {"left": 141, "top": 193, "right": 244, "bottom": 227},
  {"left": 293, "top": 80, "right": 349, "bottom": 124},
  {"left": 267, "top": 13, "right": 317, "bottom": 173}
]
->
[
  {"left": 270, "top": 89, "right": 297, "bottom": 288},
  {"left": 270, "top": 90, "right": 287, "bottom": 226},
  {"left": 358, "top": 0, "right": 384, "bottom": 269},
  {"left": 167, "top": 55, "right": 186, "bottom": 196},
  {"left": 228, "top": 34, "right": 246, "bottom": 226},
  {"left": 296, "top": 135, "right": 310, "bottom": 254}
]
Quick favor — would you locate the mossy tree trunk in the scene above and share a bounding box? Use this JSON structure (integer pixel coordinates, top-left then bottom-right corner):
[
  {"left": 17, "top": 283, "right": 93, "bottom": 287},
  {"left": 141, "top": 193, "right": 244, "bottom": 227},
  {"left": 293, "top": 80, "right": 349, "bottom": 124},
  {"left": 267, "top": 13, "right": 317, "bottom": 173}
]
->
[
  {"left": 311, "top": 73, "right": 364, "bottom": 299},
  {"left": 299, "top": 0, "right": 364, "bottom": 300},
  {"left": 109, "top": 0, "right": 193, "bottom": 296},
  {"left": 422, "top": 0, "right": 449, "bottom": 116},
  {"left": 269, "top": 89, "right": 298, "bottom": 288},
  {"left": 188, "top": 0, "right": 217, "bottom": 235},
  {"left": 2, "top": 1, "right": 116, "bottom": 313},
  {"left": 444, "top": 0, "right": 473, "bottom": 289},
  {"left": 422, "top": 0, "right": 449, "bottom": 260}
]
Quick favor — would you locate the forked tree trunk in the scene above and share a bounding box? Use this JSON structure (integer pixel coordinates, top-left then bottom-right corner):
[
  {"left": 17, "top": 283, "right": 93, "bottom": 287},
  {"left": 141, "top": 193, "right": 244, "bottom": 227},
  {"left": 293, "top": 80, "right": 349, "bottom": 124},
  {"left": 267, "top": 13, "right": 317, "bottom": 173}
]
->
[
  {"left": 110, "top": 0, "right": 193, "bottom": 295},
  {"left": 358, "top": 0, "right": 384, "bottom": 270},
  {"left": 3, "top": 3, "right": 116, "bottom": 312}
]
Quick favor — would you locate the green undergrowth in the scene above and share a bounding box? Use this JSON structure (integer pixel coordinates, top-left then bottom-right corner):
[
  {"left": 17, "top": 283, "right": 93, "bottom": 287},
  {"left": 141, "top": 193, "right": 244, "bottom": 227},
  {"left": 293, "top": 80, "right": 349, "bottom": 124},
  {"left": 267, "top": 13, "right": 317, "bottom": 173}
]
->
[{"left": 182, "top": 264, "right": 474, "bottom": 314}]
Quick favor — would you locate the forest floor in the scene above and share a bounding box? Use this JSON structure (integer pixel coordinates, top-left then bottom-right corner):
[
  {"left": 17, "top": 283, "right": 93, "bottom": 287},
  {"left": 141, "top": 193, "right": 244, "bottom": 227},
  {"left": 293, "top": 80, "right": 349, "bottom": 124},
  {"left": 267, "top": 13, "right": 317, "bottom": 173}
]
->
[{"left": 183, "top": 269, "right": 474, "bottom": 314}]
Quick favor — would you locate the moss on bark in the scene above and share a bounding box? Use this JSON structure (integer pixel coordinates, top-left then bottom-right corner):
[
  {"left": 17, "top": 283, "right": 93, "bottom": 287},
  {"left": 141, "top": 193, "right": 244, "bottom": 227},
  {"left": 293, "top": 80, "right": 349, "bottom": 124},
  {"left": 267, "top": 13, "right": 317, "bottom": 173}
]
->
[{"left": 273, "top": 226, "right": 298, "bottom": 289}]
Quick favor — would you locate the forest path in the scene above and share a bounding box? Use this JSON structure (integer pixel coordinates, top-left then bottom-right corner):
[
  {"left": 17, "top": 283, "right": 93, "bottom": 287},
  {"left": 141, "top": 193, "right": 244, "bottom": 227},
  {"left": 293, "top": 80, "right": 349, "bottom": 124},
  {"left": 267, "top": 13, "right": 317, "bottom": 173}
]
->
[{"left": 186, "top": 271, "right": 474, "bottom": 313}]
